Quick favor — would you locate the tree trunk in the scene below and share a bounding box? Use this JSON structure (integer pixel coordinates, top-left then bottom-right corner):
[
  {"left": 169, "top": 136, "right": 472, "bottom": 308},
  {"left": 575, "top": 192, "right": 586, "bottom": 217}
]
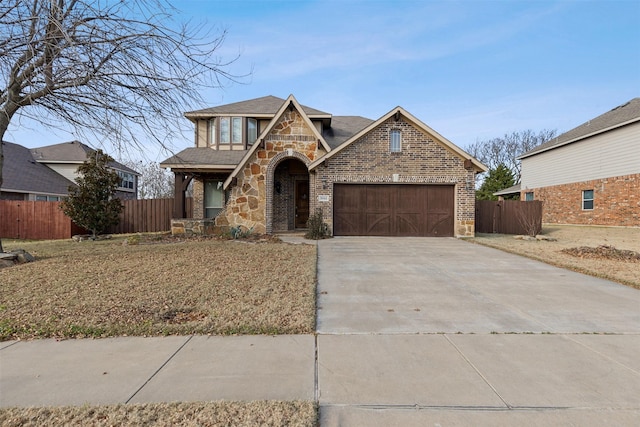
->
[{"left": 1, "top": 109, "right": 15, "bottom": 253}]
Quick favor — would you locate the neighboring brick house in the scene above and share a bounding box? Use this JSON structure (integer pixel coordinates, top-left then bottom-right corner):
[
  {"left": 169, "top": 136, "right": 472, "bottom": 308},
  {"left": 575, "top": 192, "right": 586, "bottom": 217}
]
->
[
  {"left": 161, "top": 95, "right": 486, "bottom": 237},
  {"left": 1, "top": 140, "right": 139, "bottom": 200},
  {"left": 518, "top": 98, "right": 640, "bottom": 226}
]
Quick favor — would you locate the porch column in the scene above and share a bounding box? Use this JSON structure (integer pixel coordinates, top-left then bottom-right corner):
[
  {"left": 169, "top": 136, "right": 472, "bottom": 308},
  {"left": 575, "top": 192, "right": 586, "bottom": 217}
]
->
[{"left": 173, "top": 172, "right": 193, "bottom": 219}]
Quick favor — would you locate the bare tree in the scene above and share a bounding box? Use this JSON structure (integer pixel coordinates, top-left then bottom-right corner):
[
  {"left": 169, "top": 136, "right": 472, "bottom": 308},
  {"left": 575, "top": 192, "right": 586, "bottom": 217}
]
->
[
  {"left": 467, "top": 129, "right": 557, "bottom": 184},
  {"left": 122, "top": 160, "right": 175, "bottom": 199},
  {"left": 0, "top": 0, "right": 244, "bottom": 251}
]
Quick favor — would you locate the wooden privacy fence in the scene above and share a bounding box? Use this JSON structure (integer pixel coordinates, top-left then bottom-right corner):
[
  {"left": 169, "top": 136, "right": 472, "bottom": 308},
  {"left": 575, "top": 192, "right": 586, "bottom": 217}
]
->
[
  {"left": 0, "top": 198, "right": 193, "bottom": 240},
  {"left": 106, "top": 198, "right": 192, "bottom": 234},
  {"left": 475, "top": 200, "right": 543, "bottom": 235},
  {"left": 0, "top": 201, "right": 84, "bottom": 240}
]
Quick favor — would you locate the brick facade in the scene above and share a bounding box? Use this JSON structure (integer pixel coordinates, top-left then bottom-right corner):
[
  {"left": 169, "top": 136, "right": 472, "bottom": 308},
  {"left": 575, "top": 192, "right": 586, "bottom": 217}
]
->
[
  {"left": 523, "top": 173, "right": 640, "bottom": 226},
  {"left": 313, "top": 117, "right": 477, "bottom": 237}
]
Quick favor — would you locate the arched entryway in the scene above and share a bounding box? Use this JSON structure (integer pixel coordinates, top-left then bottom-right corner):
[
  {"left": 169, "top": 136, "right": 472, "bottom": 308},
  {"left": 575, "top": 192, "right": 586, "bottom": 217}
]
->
[{"left": 268, "top": 156, "right": 310, "bottom": 233}]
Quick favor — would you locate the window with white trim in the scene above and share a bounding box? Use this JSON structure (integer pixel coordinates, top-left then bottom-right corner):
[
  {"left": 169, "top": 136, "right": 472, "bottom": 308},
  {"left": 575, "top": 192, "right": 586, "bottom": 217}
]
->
[
  {"left": 390, "top": 129, "right": 401, "bottom": 153},
  {"left": 36, "top": 195, "right": 60, "bottom": 201},
  {"left": 582, "top": 189, "right": 594, "bottom": 210},
  {"left": 117, "top": 171, "right": 135, "bottom": 190}
]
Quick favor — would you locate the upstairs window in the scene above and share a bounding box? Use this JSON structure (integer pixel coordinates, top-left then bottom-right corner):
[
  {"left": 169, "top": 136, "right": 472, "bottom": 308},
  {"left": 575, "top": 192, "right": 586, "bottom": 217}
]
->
[
  {"left": 582, "top": 189, "right": 594, "bottom": 210},
  {"left": 218, "top": 117, "right": 243, "bottom": 144},
  {"left": 208, "top": 119, "right": 216, "bottom": 146},
  {"left": 247, "top": 118, "right": 258, "bottom": 145},
  {"left": 232, "top": 117, "right": 242, "bottom": 144},
  {"left": 220, "top": 117, "right": 230, "bottom": 143},
  {"left": 390, "top": 129, "right": 401, "bottom": 153},
  {"left": 117, "top": 171, "right": 135, "bottom": 190}
]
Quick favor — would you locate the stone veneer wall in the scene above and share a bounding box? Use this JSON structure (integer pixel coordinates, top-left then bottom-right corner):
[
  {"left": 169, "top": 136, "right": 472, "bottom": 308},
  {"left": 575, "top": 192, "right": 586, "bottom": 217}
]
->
[
  {"left": 523, "top": 173, "right": 640, "bottom": 226},
  {"left": 215, "top": 109, "right": 322, "bottom": 234},
  {"left": 313, "top": 117, "right": 477, "bottom": 237}
]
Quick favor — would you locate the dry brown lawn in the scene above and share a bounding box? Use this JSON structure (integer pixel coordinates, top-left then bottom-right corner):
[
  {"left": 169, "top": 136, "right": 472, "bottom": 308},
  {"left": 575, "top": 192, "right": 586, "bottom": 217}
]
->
[
  {"left": 0, "top": 234, "right": 317, "bottom": 340},
  {"left": 0, "top": 401, "right": 317, "bottom": 427},
  {"left": 471, "top": 225, "right": 640, "bottom": 289}
]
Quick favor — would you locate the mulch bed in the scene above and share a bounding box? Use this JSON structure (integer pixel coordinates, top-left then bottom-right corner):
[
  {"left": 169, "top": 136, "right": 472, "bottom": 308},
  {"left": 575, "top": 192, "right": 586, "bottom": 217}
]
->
[{"left": 561, "top": 245, "right": 640, "bottom": 262}]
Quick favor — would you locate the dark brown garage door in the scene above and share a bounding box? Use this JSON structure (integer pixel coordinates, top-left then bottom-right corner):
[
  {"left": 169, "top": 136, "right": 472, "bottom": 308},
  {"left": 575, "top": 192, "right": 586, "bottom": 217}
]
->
[{"left": 333, "top": 184, "right": 454, "bottom": 237}]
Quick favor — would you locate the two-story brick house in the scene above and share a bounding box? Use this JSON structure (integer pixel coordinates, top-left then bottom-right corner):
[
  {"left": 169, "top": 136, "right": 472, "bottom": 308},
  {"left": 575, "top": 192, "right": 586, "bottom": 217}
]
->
[{"left": 161, "top": 95, "right": 486, "bottom": 237}]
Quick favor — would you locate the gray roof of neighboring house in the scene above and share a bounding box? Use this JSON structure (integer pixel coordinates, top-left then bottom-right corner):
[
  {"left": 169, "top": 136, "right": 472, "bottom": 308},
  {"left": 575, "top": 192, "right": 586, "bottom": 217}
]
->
[
  {"left": 323, "top": 116, "right": 375, "bottom": 149},
  {"left": 160, "top": 148, "right": 248, "bottom": 169},
  {"left": 493, "top": 183, "right": 521, "bottom": 196},
  {"left": 520, "top": 97, "right": 640, "bottom": 159},
  {"left": 30, "top": 140, "right": 139, "bottom": 174},
  {"left": 1, "top": 141, "right": 75, "bottom": 196},
  {"left": 185, "top": 95, "right": 331, "bottom": 118}
]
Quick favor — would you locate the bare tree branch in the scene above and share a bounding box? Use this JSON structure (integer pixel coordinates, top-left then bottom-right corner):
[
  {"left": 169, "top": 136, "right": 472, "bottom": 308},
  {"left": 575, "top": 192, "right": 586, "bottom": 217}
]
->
[{"left": 467, "top": 129, "right": 557, "bottom": 184}]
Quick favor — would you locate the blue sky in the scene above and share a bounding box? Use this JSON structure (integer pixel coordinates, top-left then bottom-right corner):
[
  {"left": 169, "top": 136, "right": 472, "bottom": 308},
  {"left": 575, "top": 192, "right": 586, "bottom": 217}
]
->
[{"left": 6, "top": 0, "right": 640, "bottom": 163}]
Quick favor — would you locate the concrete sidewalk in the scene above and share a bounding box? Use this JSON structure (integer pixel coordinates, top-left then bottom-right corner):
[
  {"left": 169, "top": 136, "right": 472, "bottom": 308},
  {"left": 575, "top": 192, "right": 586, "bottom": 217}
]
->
[{"left": 0, "top": 335, "right": 314, "bottom": 407}]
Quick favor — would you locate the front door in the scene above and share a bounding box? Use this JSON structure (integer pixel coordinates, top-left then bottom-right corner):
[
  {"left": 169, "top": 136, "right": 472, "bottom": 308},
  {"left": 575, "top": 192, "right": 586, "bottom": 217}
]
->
[{"left": 295, "top": 180, "right": 309, "bottom": 228}]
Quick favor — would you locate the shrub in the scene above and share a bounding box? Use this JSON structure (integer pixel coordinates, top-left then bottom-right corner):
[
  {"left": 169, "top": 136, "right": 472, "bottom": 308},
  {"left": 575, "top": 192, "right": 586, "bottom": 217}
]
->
[{"left": 305, "top": 209, "right": 329, "bottom": 240}]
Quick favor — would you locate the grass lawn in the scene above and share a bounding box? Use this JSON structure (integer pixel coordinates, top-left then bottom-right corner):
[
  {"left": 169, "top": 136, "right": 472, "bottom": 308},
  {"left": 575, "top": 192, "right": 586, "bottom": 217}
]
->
[
  {"left": 0, "top": 234, "right": 317, "bottom": 340},
  {"left": 0, "top": 401, "right": 317, "bottom": 427}
]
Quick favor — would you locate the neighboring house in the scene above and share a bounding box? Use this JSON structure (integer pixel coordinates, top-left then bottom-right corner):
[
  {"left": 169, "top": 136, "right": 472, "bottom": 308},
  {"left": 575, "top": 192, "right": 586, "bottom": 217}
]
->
[
  {"left": 518, "top": 98, "right": 640, "bottom": 226},
  {"left": 1, "top": 141, "right": 73, "bottom": 201},
  {"left": 1, "top": 140, "right": 139, "bottom": 200},
  {"left": 161, "top": 95, "right": 486, "bottom": 237}
]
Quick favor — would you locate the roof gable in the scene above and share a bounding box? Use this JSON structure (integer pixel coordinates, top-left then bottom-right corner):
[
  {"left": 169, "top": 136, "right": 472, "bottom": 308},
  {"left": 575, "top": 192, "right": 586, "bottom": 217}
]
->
[
  {"left": 520, "top": 97, "right": 640, "bottom": 159},
  {"left": 309, "top": 107, "right": 487, "bottom": 172},
  {"left": 223, "top": 95, "right": 329, "bottom": 189}
]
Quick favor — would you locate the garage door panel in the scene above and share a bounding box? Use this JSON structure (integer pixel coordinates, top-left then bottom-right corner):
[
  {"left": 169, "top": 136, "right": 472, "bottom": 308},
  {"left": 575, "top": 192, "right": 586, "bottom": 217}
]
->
[
  {"left": 396, "top": 214, "right": 421, "bottom": 236},
  {"left": 366, "top": 213, "right": 392, "bottom": 235},
  {"left": 333, "top": 184, "right": 454, "bottom": 237},
  {"left": 334, "top": 213, "right": 363, "bottom": 235}
]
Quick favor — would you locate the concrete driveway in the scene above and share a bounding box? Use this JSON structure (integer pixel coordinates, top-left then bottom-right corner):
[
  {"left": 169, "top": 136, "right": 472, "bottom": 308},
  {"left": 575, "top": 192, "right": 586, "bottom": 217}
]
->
[{"left": 316, "top": 237, "right": 640, "bottom": 426}]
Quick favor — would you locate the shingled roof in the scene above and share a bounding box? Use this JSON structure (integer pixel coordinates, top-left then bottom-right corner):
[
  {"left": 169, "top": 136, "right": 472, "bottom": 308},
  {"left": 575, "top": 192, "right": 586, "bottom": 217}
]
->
[
  {"left": 520, "top": 98, "right": 640, "bottom": 159},
  {"left": 1, "top": 141, "right": 75, "bottom": 196},
  {"left": 323, "top": 116, "right": 374, "bottom": 149},
  {"left": 30, "top": 140, "right": 139, "bottom": 174},
  {"left": 160, "top": 148, "right": 247, "bottom": 169},
  {"left": 184, "top": 95, "right": 331, "bottom": 118}
]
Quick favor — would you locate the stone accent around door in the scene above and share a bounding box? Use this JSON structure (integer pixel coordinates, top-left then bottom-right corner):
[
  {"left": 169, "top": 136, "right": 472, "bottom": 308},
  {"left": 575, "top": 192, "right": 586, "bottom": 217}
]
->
[{"left": 214, "top": 109, "right": 324, "bottom": 234}]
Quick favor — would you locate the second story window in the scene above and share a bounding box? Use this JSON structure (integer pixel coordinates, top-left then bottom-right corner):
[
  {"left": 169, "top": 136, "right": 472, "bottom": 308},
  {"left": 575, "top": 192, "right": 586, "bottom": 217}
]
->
[
  {"left": 208, "top": 119, "right": 216, "bottom": 146},
  {"left": 117, "top": 171, "right": 135, "bottom": 190},
  {"left": 390, "top": 129, "right": 401, "bottom": 153},
  {"left": 247, "top": 118, "right": 258, "bottom": 145},
  {"left": 219, "top": 117, "right": 243, "bottom": 144}
]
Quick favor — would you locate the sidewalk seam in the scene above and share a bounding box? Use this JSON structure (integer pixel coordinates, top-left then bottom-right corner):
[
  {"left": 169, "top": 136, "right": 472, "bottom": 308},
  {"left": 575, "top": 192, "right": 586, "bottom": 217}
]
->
[
  {"left": 124, "top": 335, "right": 194, "bottom": 404},
  {"left": 443, "top": 334, "right": 511, "bottom": 409}
]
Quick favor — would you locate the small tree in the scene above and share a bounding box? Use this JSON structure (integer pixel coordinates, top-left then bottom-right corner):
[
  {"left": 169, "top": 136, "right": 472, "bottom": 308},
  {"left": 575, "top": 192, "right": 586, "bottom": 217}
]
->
[
  {"left": 476, "top": 164, "right": 517, "bottom": 201},
  {"left": 61, "top": 150, "right": 123, "bottom": 239}
]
